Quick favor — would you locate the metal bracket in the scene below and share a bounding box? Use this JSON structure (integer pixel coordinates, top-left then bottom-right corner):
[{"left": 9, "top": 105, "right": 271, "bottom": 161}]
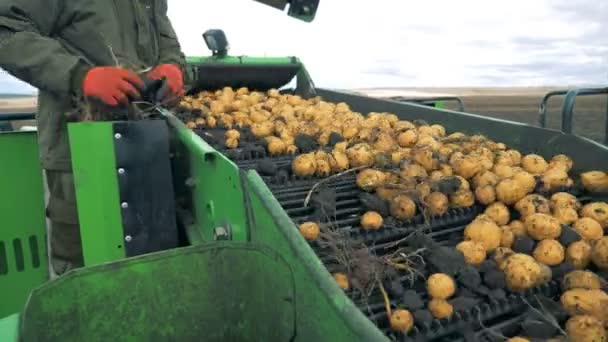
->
[
  {"left": 213, "top": 223, "right": 232, "bottom": 241},
  {"left": 389, "top": 96, "right": 466, "bottom": 112}
]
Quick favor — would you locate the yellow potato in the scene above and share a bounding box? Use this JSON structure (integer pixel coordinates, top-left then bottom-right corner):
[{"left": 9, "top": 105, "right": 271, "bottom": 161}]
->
[
  {"left": 495, "top": 179, "right": 527, "bottom": 205},
  {"left": 524, "top": 213, "right": 561, "bottom": 240},
  {"left": 333, "top": 272, "right": 349, "bottom": 290},
  {"left": 591, "top": 237, "right": 608, "bottom": 270},
  {"left": 475, "top": 185, "right": 496, "bottom": 205},
  {"left": 361, "top": 211, "right": 383, "bottom": 230},
  {"left": 521, "top": 154, "right": 548, "bottom": 175},
  {"left": 390, "top": 195, "right": 417, "bottom": 221},
  {"left": 565, "top": 315, "right": 607, "bottom": 342},
  {"left": 299, "top": 222, "right": 320, "bottom": 241},
  {"left": 581, "top": 171, "right": 608, "bottom": 193},
  {"left": 566, "top": 240, "right": 592, "bottom": 269},
  {"left": 428, "top": 299, "right": 453, "bottom": 319},
  {"left": 573, "top": 217, "right": 603, "bottom": 241},
  {"left": 356, "top": 169, "right": 387, "bottom": 192},
  {"left": 397, "top": 130, "right": 418, "bottom": 147},
  {"left": 514, "top": 194, "right": 551, "bottom": 218},
  {"left": 473, "top": 171, "right": 499, "bottom": 188},
  {"left": 502, "top": 253, "right": 542, "bottom": 291},
  {"left": 512, "top": 171, "right": 536, "bottom": 193},
  {"left": 501, "top": 227, "right": 515, "bottom": 248},
  {"left": 425, "top": 192, "right": 449, "bottom": 216},
  {"left": 580, "top": 202, "right": 608, "bottom": 228},
  {"left": 292, "top": 153, "right": 317, "bottom": 177},
  {"left": 508, "top": 220, "right": 527, "bottom": 237},
  {"left": 450, "top": 190, "right": 475, "bottom": 208},
  {"left": 562, "top": 270, "right": 602, "bottom": 291},
  {"left": 427, "top": 273, "right": 456, "bottom": 299},
  {"left": 484, "top": 202, "right": 510, "bottom": 225},
  {"left": 456, "top": 241, "right": 487, "bottom": 265},
  {"left": 389, "top": 309, "right": 414, "bottom": 333},
  {"left": 532, "top": 239, "right": 565, "bottom": 266},
  {"left": 464, "top": 216, "right": 502, "bottom": 251},
  {"left": 552, "top": 204, "right": 579, "bottom": 225},
  {"left": 561, "top": 289, "right": 608, "bottom": 319},
  {"left": 551, "top": 192, "right": 580, "bottom": 210}
]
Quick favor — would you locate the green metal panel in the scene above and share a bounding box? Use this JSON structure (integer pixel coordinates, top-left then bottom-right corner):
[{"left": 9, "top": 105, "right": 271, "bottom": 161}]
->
[
  {"left": 20, "top": 243, "right": 296, "bottom": 342},
  {"left": 0, "top": 314, "right": 19, "bottom": 342},
  {"left": 167, "top": 114, "right": 248, "bottom": 242},
  {"left": 0, "top": 132, "right": 48, "bottom": 318},
  {"left": 244, "top": 171, "right": 388, "bottom": 341},
  {"left": 67, "top": 122, "right": 125, "bottom": 265}
]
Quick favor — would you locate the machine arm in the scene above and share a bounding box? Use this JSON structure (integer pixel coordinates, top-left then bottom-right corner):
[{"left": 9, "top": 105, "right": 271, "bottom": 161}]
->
[{"left": 253, "top": 0, "right": 319, "bottom": 22}]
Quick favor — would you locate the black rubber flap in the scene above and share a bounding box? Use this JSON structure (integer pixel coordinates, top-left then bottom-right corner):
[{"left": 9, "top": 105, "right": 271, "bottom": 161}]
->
[
  {"left": 113, "top": 120, "right": 179, "bottom": 256},
  {"left": 190, "top": 62, "right": 301, "bottom": 93}
]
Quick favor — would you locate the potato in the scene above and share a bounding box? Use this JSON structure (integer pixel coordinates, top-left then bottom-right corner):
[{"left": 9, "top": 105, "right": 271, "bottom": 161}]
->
[
  {"left": 450, "top": 190, "right": 475, "bottom": 208},
  {"left": 514, "top": 194, "right": 551, "bottom": 218},
  {"left": 573, "top": 218, "right": 603, "bottom": 241},
  {"left": 524, "top": 213, "right": 561, "bottom": 240},
  {"left": 562, "top": 270, "right": 602, "bottom": 291},
  {"left": 266, "top": 137, "right": 286, "bottom": 155},
  {"left": 356, "top": 169, "right": 387, "bottom": 191},
  {"left": 413, "top": 147, "right": 438, "bottom": 171},
  {"left": 565, "top": 315, "right": 607, "bottom": 342},
  {"left": 361, "top": 211, "right": 383, "bottom": 230},
  {"left": 475, "top": 185, "right": 496, "bottom": 205},
  {"left": 484, "top": 202, "right": 510, "bottom": 225},
  {"left": 316, "top": 159, "right": 331, "bottom": 177},
  {"left": 373, "top": 132, "right": 396, "bottom": 153},
  {"left": 552, "top": 204, "right": 579, "bottom": 225},
  {"left": 390, "top": 195, "right": 417, "bottom": 221},
  {"left": 455, "top": 176, "right": 470, "bottom": 190},
  {"left": 397, "top": 130, "right": 418, "bottom": 147},
  {"left": 452, "top": 155, "right": 483, "bottom": 179},
  {"left": 425, "top": 192, "right": 449, "bottom": 216},
  {"left": 292, "top": 153, "right": 317, "bottom": 177},
  {"left": 493, "top": 247, "right": 515, "bottom": 266},
  {"left": 430, "top": 170, "right": 444, "bottom": 182},
  {"left": 521, "top": 154, "right": 548, "bottom": 175},
  {"left": 225, "top": 137, "right": 238, "bottom": 149},
  {"left": 464, "top": 216, "right": 502, "bottom": 251},
  {"left": 251, "top": 121, "right": 274, "bottom": 137},
  {"left": 506, "top": 338, "right": 530, "bottom": 342},
  {"left": 439, "top": 164, "right": 453, "bottom": 176},
  {"left": 299, "top": 222, "right": 320, "bottom": 241},
  {"left": 333, "top": 272, "right": 349, "bottom": 290},
  {"left": 428, "top": 299, "right": 453, "bottom": 319},
  {"left": 493, "top": 164, "right": 514, "bottom": 179},
  {"left": 551, "top": 192, "right": 580, "bottom": 210},
  {"left": 591, "top": 237, "right": 608, "bottom": 269},
  {"left": 512, "top": 171, "right": 537, "bottom": 193},
  {"left": 456, "top": 241, "right": 487, "bottom": 265},
  {"left": 427, "top": 273, "right": 456, "bottom": 299},
  {"left": 186, "top": 121, "right": 197, "bottom": 129},
  {"left": 566, "top": 241, "right": 593, "bottom": 269},
  {"left": 431, "top": 124, "right": 446, "bottom": 137},
  {"left": 473, "top": 171, "right": 499, "bottom": 188},
  {"left": 347, "top": 143, "right": 375, "bottom": 167},
  {"left": 580, "top": 202, "right": 608, "bottom": 228},
  {"left": 285, "top": 145, "right": 298, "bottom": 155},
  {"left": 401, "top": 163, "right": 428, "bottom": 179},
  {"left": 541, "top": 169, "right": 571, "bottom": 191},
  {"left": 502, "top": 253, "right": 543, "bottom": 291},
  {"left": 496, "top": 179, "right": 527, "bottom": 205},
  {"left": 509, "top": 220, "right": 527, "bottom": 237},
  {"left": 389, "top": 309, "right": 414, "bottom": 333},
  {"left": 581, "top": 171, "right": 608, "bottom": 193},
  {"left": 551, "top": 154, "right": 573, "bottom": 171},
  {"left": 532, "top": 239, "right": 565, "bottom": 265},
  {"left": 328, "top": 151, "right": 350, "bottom": 172},
  {"left": 501, "top": 227, "right": 515, "bottom": 248},
  {"left": 225, "top": 129, "right": 240, "bottom": 140},
  {"left": 334, "top": 141, "right": 349, "bottom": 153},
  {"left": 561, "top": 288, "right": 608, "bottom": 319}
]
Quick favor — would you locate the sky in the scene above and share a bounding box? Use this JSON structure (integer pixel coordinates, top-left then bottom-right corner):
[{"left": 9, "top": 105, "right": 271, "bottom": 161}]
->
[{"left": 1, "top": 0, "right": 606, "bottom": 94}]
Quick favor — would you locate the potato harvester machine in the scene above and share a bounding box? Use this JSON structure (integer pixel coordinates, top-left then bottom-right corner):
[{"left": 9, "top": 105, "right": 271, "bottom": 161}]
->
[{"left": 3, "top": 18, "right": 608, "bottom": 342}]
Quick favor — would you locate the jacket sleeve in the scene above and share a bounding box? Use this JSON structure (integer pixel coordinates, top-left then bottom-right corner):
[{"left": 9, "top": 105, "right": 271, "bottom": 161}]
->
[
  {"left": 156, "top": 1, "right": 186, "bottom": 67},
  {"left": 0, "top": 0, "right": 90, "bottom": 96}
]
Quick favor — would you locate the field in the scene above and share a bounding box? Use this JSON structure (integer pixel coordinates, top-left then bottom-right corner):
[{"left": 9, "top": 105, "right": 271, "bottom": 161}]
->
[{"left": 1, "top": 89, "right": 606, "bottom": 142}]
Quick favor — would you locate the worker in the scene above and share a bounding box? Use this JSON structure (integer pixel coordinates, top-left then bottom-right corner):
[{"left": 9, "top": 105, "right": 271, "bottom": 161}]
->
[{"left": 0, "top": 1, "right": 186, "bottom": 275}]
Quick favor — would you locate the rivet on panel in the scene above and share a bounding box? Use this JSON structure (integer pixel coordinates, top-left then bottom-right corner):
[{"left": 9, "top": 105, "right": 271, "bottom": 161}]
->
[
  {"left": 121, "top": 202, "right": 129, "bottom": 209},
  {"left": 118, "top": 168, "right": 125, "bottom": 174},
  {"left": 125, "top": 235, "right": 132, "bottom": 242},
  {"left": 114, "top": 133, "right": 122, "bottom": 139}
]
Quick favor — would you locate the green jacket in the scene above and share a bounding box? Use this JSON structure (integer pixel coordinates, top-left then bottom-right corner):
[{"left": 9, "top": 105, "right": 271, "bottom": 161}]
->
[{"left": 0, "top": 0, "right": 185, "bottom": 170}]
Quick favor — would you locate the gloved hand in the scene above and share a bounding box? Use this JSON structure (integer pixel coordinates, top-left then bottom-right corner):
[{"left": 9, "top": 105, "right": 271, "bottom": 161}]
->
[
  {"left": 82, "top": 67, "right": 144, "bottom": 106},
  {"left": 146, "top": 64, "right": 184, "bottom": 105}
]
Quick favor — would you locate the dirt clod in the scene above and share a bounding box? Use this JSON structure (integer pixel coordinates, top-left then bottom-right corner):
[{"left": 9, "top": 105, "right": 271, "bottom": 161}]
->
[
  {"left": 257, "top": 159, "right": 277, "bottom": 176},
  {"left": 478, "top": 259, "right": 498, "bottom": 274},
  {"left": 457, "top": 265, "right": 482, "bottom": 289},
  {"left": 558, "top": 225, "right": 581, "bottom": 247},
  {"left": 295, "top": 134, "right": 318, "bottom": 153},
  {"left": 449, "top": 296, "right": 479, "bottom": 312},
  {"left": 413, "top": 309, "right": 434, "bottom": 324},
  {"left": 512, "top": 235, "right": 536, "bottom": 255},
  {"left": 428, "top": 246, "right": 466, "bottom": 276},
  {"left": 483, "top": 270, "right": 506, "bottom": 289},
  {"left": 359, "top": 193, "right": 389, "bottom": 216},
  {"left": 401, "top": 290, "right": 424, "bottom": 310}
]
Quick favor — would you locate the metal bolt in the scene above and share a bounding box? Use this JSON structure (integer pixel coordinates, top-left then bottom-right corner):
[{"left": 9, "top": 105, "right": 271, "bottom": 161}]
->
[
  {"left": 118, "top": 168, "right": 125, "bottom": 174},
  {"left": 114, "top": 133, "right": 122, "bottom": 139},
  {"left": 121, "top": 202, "right": 129, "bottom": 209},
  {"left": 125, "top": 235, "right": 132, "bottom": 242}
]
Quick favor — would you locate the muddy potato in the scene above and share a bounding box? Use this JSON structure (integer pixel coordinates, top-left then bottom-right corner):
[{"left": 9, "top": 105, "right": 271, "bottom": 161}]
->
[
  {"left": 225, "top": 137, "right": 239, "bottom": 149},
  {"left": 186, "top": 121, "right": 197, "bottom": 129},
  {"left": 439, "top": 164, "right": 453, "bottom": 176},
  {"left": 521, "top": 154, "right": 548, "bottom": 175},
  {"left": 573, "top": 217, "right": 603, "bottom": 242},
  {"left": 473, "top": 171, "right": 499, "bottom": 188},
  {"left": 506, "top": 338, "right": 530, "bottom": 342},
  {"left": 266, "top": 137, "right": 286, "bottom": 155},
  {"left": 551, "top": 192, "right": 580, "bottom": 210},
  {"left": 464, "top": 216, "right": 502, "bottom": 252},
  {"left": 450, "top": 190, "right": 475, "bottom": 208},
  {"left": 413, "top": 148, "right": 438, "bottom": 171},
  {"left": 334, "top": 141, "right": 349, "bottom": 153},
  {"left": 361, "top": 211, "right": 383, "bottom": 230},
  {"left": 509, "top": 220, "right": 527, "bottom": 237},
  {"left": 485, "top": 202, "right": 510, "bottom": 226},
  {"left": 333, "top": 272, "right": 349, "bottom": 290},
  {"left": 591, "top": 237, "right": 608, "bottom": 269},
  {"left": 430, "top": 124, "right": 446, "bottom": 137},
  {"left": 428, "top": 299, "right": 453, "bottom": 319},
  {"left": 581, "top": 171, "right": 608, "bottom": 193},
  {"left": 514, "top": 194, "right": 551, "bottom": 218},
  {"left": 427, "top": 273, "right": 456, "bottom": 299},
  {"left": 292, "top": 153, "right": 317, "bottom": 177},
  {"left": 285, "top": 145, "right": 298, "bottom": 154},
  {"left": 475, "top": 185, "right": 496, "bottom": 205},
  {"left": 496, "top": 179, "right": 527, "bottom": 205},
  {"left": 251, "top": 121, "right": 274, "bottom": 137},
  {"left": 299, "top": 222, "right": 320, "bottom": 241},
  {"left": 566, "top": 241, "right": 592, "bottom": 269},
  {"left": 541, "top": 169, "right": 571, "bottom": 191},
  {"left": 398, "top": 130, "right": 418, "bottom": 147},
  {"left": 401, "top": 163, "right": 428, "bottom": 179},
  {"left": 329, "top": 151, "right": 350, "bottom": 172},
  {"left": 493, "top": 164, "right": 514, "bottom": 180},
  {"left": 502, "top": 253, "right": 543, "bottom": 291},
  {"left": 347, "top": 143, "right": 375, "bottom": 167},
  {"left": 390, "top": 195, "right": 417, "bottom": 221},
  {"left": 553, "top": 204, "right": 579, "bottom": 225},
  {"left": 425, "top": 192, "right": 449, "bottom": 216},
  {"left": 494, "top": 247, "right": 515, "bottom": 266},
  {"left": 550, "top": 153, "right": 573, "bottom": 170},
  {"left": 524, "top": 213, "right": 561, "bottom": 240},
  {"left": 356, "top": 169, "right": 387, "bottom": 191},
  {"left": 430, "top": 170, "right": 444, "bottom": 182},
  {"left": 316, "top": 159, "right": 331, "bottom": 177},
  {"left": 454, "top": 176, "right": 470, "bottom": 190},
  {"left": 562, "top": 270, "right": 602, "bottom": 291},
  {"left": 512, "top": 171, "right": 537, "bottom": 194},
  {"left": 580, "top": 202, "right": 608, "bottom": 228},
  {"left": 561, "top": 288, "right": 608, "bottom": 318},
  {"left": 501, "top": 227, "right": 516, "bottom": 248},
  {"left": 389, "top": 309, "right": 414, "bottom": 333},
  {"left": 532, "top": 239, "right": 565, "bottom": 266},
  {"left": 456, "top": 241, "right": 487, "bottom": 265},
  {"left": 452, "top": 155, "right": 483, "bottom": 179},
  {"left": 565, "top": 315, "right": 607, "bottom": 342},
  {"left": 373, "top": 132, "right": 396, "bottom": 153},
  {"left": 416, "top": 135, "right": 441, "bottom": 150}
]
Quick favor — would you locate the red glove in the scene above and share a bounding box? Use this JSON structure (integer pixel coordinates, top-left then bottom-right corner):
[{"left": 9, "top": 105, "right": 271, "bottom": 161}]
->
[
  {"left": 147, "top": 64, "right": 184, "bottom": 104},
  {"left": 82, "top": 67, "right": 144, "bottom": 106}
]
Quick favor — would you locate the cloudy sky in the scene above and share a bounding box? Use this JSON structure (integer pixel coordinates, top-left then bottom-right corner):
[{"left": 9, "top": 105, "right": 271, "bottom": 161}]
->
[{"left": 1, "top": 0, "right": 606, "bottom": 93}]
